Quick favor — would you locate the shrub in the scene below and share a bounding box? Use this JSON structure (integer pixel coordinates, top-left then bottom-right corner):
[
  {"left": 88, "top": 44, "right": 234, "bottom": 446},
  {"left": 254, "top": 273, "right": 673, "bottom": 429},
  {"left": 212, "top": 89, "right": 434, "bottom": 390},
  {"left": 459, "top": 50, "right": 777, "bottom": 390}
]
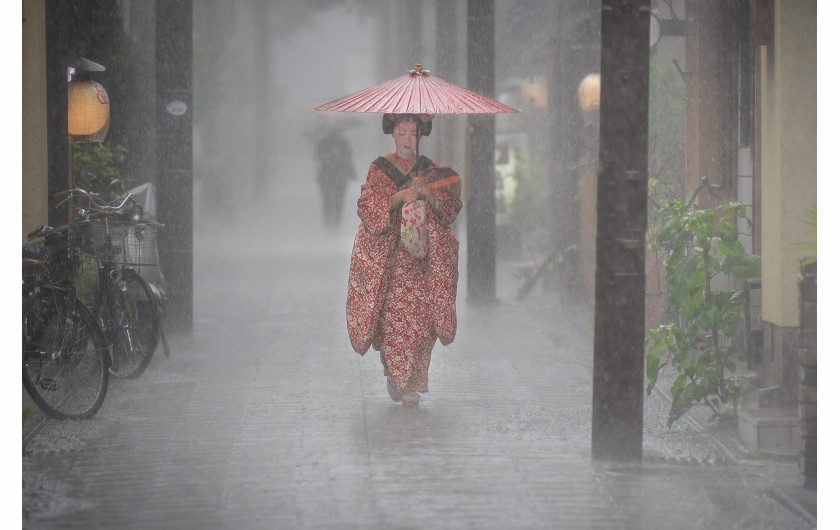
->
[{"left": 646, "top": 200, "right": 761, "bottom": 426}]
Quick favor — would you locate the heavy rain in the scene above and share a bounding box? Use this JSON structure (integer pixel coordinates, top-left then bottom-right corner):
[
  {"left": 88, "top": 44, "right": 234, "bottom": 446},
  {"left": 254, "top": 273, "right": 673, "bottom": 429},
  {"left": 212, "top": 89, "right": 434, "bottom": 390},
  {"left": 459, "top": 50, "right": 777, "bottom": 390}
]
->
[{"left": 19, "top": 1, "right": 822, "bottom": 528}]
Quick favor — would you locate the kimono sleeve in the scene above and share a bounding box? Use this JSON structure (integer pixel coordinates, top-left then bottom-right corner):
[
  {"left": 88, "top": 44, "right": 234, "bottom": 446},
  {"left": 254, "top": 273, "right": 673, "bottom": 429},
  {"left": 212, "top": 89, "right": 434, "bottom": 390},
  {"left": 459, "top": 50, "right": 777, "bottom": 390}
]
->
[
  {"left": 356, "top": 163, "right": 396, "bottom": 235},
  {"left": 428, "top": 187, "right": 462, "bottom": 226}
]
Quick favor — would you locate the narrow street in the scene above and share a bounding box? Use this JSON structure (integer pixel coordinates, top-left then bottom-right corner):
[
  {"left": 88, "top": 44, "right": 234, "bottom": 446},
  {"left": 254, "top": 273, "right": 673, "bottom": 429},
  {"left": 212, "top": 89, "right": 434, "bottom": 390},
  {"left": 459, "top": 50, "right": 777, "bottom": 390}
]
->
[{"left": 22, "top": 169, "right": 813, "bottom": 529}]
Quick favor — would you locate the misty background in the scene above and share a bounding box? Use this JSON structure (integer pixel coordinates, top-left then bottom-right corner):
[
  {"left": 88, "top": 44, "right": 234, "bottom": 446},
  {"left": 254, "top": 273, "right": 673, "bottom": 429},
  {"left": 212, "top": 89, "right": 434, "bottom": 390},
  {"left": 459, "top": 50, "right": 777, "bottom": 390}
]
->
[
  {"left": 112, "top": 0, "right": 662, "bottom": 293},
  {"left": 17, "top": 2, "right": 827, "bottom": 527},
  {"left": 46, "top": 0, "right": 693, "bottom": 314}
]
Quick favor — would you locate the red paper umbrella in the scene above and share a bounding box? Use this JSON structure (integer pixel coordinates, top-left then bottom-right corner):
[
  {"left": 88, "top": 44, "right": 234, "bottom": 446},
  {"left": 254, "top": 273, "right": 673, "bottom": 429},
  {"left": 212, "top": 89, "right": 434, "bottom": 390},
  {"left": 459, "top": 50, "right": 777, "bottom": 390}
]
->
[{"left": 315, "top": 64, "right": 519, "bottom": 114}]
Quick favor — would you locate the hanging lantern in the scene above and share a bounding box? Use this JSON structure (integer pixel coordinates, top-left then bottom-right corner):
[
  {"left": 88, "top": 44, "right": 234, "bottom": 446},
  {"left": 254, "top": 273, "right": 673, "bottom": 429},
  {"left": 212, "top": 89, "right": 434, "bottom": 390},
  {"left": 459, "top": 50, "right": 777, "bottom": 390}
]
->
[
  {"left": 578, "top": 73, "right": 600, "bottom": 111},
  {"left": 68, "top": 80, "right": 110, "bottom": 136}
]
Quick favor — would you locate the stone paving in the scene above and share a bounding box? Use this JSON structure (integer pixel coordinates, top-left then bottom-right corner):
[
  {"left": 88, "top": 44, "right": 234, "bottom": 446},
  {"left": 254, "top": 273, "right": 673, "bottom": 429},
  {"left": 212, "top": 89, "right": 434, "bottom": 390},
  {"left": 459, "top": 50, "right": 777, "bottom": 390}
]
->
[{"left": 22, "top": 206, "right": 817, "bottom": 529}]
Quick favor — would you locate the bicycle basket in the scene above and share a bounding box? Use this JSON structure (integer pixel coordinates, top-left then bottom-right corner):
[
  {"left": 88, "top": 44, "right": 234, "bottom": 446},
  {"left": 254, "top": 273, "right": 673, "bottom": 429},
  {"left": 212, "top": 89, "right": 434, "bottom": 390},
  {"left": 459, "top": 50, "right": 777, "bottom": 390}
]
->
[
  {"left": 82, "top": 219, "right": 161, "bottom": 267},
  {"left": 22, "top": 240, "right": 46, "bottom": 280}
]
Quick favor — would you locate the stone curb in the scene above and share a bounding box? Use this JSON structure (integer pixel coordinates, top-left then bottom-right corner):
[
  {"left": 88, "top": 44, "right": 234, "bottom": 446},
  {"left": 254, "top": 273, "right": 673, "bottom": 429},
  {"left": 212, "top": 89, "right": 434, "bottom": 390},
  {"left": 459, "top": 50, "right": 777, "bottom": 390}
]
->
[
  {"left": 766, "top": 485, "right": 818, "bottom": 528},
  {"left": 652, "top": 376, "right": 817, "bottom": 524}
]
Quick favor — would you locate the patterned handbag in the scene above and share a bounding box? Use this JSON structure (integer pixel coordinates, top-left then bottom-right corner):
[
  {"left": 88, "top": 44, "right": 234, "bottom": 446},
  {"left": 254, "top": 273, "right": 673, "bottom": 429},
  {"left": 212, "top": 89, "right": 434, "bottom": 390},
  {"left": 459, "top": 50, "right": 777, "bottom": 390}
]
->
[{"left": 400, "top": 201, "right": 428, "bottom": 258}]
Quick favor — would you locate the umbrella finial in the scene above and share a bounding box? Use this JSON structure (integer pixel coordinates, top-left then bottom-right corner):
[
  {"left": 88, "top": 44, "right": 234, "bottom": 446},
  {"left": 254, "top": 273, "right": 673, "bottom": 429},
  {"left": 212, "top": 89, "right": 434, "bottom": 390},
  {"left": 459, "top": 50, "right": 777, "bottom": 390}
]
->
[{"left": 410, "top": 64, "right": 429, "bottom": 75}]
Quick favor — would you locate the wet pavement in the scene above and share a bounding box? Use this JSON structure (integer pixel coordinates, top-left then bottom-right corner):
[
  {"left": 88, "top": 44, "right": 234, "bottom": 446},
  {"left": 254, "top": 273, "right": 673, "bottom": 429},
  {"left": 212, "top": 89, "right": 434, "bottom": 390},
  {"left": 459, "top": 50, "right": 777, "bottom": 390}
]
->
[{"left": 22, "top": 188, "right": 817, "bottom": 529}]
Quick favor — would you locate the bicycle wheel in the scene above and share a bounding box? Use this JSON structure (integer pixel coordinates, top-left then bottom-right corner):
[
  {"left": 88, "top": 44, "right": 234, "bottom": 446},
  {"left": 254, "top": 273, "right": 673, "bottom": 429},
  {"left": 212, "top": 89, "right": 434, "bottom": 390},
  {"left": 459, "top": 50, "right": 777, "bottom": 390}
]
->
[
  {"left": 23, "top": 289, "right": 109, "bottom": 420},
  {"left": 106, "top": 269, "right": 159, "bottom": 378}
]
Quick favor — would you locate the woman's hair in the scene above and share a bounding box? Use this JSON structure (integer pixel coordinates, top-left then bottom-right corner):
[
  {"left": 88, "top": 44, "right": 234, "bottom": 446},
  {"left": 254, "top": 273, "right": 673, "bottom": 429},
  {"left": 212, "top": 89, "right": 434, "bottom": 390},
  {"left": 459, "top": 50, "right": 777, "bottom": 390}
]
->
[{"left": 382, "top": 113, "right": 432, "bottom": 136}]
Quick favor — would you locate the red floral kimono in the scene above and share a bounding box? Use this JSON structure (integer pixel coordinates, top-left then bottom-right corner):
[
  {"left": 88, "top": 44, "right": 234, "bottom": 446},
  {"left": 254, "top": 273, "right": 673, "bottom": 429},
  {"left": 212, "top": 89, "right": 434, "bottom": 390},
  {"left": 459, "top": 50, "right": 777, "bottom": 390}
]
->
[{"left": 346, "top": 154, "right": 462, "bottom": 395}]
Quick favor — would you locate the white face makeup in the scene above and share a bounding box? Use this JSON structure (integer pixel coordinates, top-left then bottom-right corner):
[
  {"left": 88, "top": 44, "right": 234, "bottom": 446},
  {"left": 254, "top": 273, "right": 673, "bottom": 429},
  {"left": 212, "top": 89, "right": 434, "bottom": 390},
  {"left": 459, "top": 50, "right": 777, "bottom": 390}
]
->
[{"left": 392, "top": 119, "right": 418, "bottom": 159}]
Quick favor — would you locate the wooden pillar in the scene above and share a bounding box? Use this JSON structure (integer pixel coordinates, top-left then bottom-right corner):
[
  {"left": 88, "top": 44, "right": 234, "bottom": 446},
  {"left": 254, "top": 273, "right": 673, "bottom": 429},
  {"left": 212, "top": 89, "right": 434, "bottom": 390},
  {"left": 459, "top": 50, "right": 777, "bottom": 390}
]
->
[
  {"left": 435, "top": 0, "right": 458, "bottom": 168},
  {"left": 156, "top": 0, "right": 193, "bottom": 332},
  {"left": 45, "top": 0, "right": 70, "bottom": 227},
  {"left": 253, "top": 0, "right": 272, "bottom": 196},
  {"left": 591, "top": 0, "right": 651, "bottom": 461},
  {"left": 550, "top": 1, "right": 600, "bottom": 292},
  {"left": 684, "top": 0, "right": 738, "bottom": 207},
  {"left": 466, "top": 0, "right": 497, "bottom": 304}
]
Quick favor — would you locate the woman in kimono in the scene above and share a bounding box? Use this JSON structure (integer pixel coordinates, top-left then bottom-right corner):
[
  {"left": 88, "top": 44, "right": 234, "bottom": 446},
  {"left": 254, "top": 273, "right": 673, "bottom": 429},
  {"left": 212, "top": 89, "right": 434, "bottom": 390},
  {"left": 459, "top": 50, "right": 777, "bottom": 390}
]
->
[{"left": 346, "top": 113, "right": 462, "bottom": 406}]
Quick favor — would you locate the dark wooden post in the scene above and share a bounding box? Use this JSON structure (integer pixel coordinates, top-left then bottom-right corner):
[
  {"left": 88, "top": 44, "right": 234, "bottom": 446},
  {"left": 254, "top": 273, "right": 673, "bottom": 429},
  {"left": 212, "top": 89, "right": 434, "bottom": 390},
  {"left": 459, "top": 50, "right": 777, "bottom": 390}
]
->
[
  {"left": 548, "top": 2, "right": 599, "bottom": 292},
  {"left": 435, "top": 0, "right": 458, "bottom": 168},
  {"left": 45, "top": 0, "right": 70, "bottom": 227},
  {"left": 406, "top": 1, "right": 424, "bottom": 62},
  {"left": 253, "top": 0, "right": 272, "bottom": 196},
  {"left": 156, "top": 0, "right": 194, "bottom": 332},
  {"left": 684, "top": 0, "right": 738, "bottom": 207},
  {"left": 591, "top": 0, "right": 651, "bottom": 461},
  {"left": 466, "top": 0, "right": 497, "bottom": 304}
]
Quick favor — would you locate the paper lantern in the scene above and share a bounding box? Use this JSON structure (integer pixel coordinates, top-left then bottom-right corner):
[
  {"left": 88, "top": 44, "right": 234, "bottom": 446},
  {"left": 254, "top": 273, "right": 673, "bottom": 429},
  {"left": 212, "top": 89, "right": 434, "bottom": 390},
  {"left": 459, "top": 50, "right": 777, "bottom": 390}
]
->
[
  {"left": 68, "top": 80, "right": 110, "bottom": 136},
  {"left": 578, "top": 73, "right": 600, "bottom": 111}
]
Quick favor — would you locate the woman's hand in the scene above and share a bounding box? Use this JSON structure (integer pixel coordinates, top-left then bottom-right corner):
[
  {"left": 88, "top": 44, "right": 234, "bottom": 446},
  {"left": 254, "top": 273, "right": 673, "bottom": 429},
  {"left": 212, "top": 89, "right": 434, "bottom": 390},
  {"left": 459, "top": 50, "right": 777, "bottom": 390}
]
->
[
  {"left": 410, "top": 178, "right": 437, "bottom": 211},
  {"left": 391, "top": 188, "right": 419, "bottom": 210},
  {"left": 410, "top": 178, "right": 431, "bottom": 200}
]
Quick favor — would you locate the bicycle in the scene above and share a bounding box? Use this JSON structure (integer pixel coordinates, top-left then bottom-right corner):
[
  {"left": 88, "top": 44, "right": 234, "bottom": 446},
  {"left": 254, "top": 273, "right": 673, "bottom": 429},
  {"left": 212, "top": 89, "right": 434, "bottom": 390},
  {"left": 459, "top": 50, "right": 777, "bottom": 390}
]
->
[
  {"left": 23, "top": 223, "right": 110, "bottom": 420},
  {"left": 56, "top": 188, "right": 165, "bottom": 379}
]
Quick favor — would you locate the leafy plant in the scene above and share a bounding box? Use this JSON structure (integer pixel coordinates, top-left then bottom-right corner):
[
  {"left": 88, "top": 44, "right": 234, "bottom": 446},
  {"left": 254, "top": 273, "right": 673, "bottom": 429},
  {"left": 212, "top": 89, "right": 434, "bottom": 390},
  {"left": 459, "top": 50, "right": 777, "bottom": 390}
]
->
[
  {"left": 72, "top": 143, "right": 133, "bottom": 201},
  {"left": 792, "top": 205, "right": 817, "bottom": 268},
  {"left": 646, "top": 200, "right": 761, "bottom": 426}
]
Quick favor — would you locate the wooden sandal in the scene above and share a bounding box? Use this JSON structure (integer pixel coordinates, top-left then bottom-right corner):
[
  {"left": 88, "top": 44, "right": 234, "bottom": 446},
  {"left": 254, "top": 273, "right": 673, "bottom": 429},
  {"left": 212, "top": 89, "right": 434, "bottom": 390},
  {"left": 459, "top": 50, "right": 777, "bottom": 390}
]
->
[{"left": 401, "top": 392, "right": 420, "bottom": 406}]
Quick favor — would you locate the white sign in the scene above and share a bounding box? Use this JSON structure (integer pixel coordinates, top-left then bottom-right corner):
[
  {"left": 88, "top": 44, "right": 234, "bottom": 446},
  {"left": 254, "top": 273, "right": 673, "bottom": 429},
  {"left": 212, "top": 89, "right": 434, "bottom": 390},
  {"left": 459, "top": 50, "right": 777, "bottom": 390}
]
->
[{"left": 166, "top": 100, "right": 188, "bottom": 116}]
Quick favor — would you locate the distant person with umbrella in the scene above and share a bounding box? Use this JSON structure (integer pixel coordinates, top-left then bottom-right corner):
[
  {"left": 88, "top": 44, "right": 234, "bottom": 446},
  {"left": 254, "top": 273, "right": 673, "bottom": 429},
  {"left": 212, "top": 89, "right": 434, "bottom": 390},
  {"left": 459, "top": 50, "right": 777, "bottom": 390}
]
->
[
  {"left": 346, "top": 113, "right": 462, "bottom": 406},
  {"left": 314, "top": 127, "right": 356, "bottom": 228}
]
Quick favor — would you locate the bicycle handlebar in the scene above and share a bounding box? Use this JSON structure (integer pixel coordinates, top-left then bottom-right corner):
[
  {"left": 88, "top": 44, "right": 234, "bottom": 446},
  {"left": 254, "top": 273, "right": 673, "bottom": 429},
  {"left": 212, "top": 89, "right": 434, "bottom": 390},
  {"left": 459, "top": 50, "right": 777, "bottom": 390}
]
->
[
  {"left": 87, "top": 210, "right": 114, "bottom": 220},
  {"left": 53, "top": 188, "right": 102, "bottom": 208},
  {"left": 686, "top": 176, "right": 722, "bottom": 208},
  {"left": 53, "top": 188, "right": 101, "bottom": 199},
  {"left": 29, "top": 186, "right": 165, "bottom": 245},
  {"left": 54, "top": 188, "right": 134, "bottom": 215}
]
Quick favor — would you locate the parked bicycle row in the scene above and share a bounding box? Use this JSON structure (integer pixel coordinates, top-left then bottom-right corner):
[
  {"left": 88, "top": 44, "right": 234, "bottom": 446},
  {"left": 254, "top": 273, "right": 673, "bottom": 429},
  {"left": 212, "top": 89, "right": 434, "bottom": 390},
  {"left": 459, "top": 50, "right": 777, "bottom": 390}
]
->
[{"left": 22, "top": 185, "right": 168, "bottom": 420}]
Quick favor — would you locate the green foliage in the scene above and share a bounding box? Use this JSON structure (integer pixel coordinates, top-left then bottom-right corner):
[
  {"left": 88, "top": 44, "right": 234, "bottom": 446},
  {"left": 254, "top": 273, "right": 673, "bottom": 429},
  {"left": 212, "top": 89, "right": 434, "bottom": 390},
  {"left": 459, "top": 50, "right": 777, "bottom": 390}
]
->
[
  {"left": 791, "top": 205, "right": 817, "bottom": 268},
  {"left": 646, "top": 200, "right": 761, "bottom": 426},
  {"left": 72, "top": 143, "right": 134, "bottom": 201},
  {"left": 23, "top": 406, "right": 34, "bottom": 428}
]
